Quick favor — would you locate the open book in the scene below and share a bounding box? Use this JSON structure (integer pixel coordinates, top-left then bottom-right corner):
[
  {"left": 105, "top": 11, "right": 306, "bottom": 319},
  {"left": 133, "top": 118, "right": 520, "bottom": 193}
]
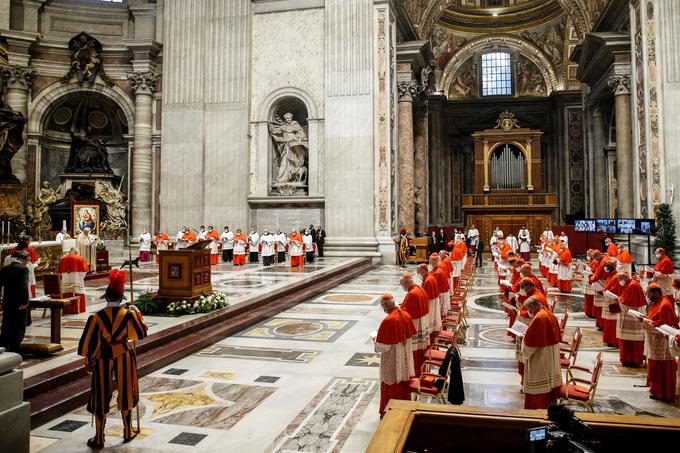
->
[
  {"left": 591, "top": 281, "right": 604, "bottom": 292},
  {"left": 582, "top": 268, "right": 593, "bottom": 275},
  {"left": 656, "top": 324, "right": 680, "bottom": 338},
  {"left": 501, "top": 301, "right": 517, "bottom": 312},
  {"left": 644, "top": 266, "right": 654, "bottom": 274},
  {"left": 508, "top": 291, "right": 517, "bottom": 300},
  {"left": 369, "top": 330, "right": 377, "bottom": 342},
  {"left": 29, "top": 295, "right": 51, "bottom": 302},
  {"left": 499, "top": 279, "right": 512, "bottom": 287},
  {"left": 627, "top": 309, "right": 647, "bottom": 320},
  {"left": 603, "top": 290, "right": 620, "bottom": 300},
  {"left": 506, "top": 320, "right": 528, "bottom": 337}
]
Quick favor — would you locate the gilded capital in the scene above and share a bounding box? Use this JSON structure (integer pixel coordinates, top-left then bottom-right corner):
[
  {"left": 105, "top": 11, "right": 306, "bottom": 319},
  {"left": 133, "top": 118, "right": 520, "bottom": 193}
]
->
[
  {"left": 608, "top": 74, "right": 631, "bottom": 96},
  {"left": 127, "top": 71, "right": 158, "bottom": 95},
  {"left": 0, "top": 65, "right": 34, "bottom": 91},
  {"left": 397, "top": 80, "right": 418, "bottom": 102}
]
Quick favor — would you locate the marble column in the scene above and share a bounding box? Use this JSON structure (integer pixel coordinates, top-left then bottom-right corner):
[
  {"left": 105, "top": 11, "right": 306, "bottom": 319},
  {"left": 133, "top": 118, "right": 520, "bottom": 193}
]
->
[
  {"left": 462, "top": 144, "right": 473, "bottom": 194},
  {"left": 414, "top": 107, "right": 428, "bottom": 233},
  {"left": 609, "top": 74, "right": 634, "bottom": 217},
  {"left": 1, "top": 65, "right": 33, "bottom": 183},
  {"left": 127, "top": 71, "right": 158, "bottom": 238},
  {"left": 397, "top": 80, "right": 417, "bottom": 233},
  {"left": 590, "top": 104, "right": 608, "bottom": 217}
]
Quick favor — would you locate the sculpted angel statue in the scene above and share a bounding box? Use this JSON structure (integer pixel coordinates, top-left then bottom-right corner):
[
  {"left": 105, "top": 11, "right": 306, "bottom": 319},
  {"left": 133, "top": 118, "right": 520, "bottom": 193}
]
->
[{"left": 268, "top": 112, "right": 309, "bottom": 185}]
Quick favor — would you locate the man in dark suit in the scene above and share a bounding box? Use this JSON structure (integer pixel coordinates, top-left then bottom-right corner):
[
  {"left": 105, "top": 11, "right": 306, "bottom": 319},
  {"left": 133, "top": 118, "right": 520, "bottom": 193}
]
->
[
  {"left": 315, "top": 225, "right": 326, "bottom": 257},
  {"left": 0, "top": 251, "right": 30, "bottom": 354},
  {"left": 475, "top": 239, "right": 484, "bottom": 268}
]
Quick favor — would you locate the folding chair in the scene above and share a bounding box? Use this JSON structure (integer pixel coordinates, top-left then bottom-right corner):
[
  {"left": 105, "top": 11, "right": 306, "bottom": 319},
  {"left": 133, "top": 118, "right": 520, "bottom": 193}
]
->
[{"left": 558, "top": 352, "right": 604, "bottom": 412}]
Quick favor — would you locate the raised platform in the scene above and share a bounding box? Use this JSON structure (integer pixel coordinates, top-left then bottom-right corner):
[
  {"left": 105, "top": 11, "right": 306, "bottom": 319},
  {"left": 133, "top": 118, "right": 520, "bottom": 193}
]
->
[{"left": 26, "top": 257, "right": 376, "bottom": 428}]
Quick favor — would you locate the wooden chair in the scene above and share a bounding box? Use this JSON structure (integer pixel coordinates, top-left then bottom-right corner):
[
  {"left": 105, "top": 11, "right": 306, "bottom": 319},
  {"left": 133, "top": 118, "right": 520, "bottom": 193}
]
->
[
  {"left": 409, "top": 358, "right": 450, "bottom": 404},
  {"left": 558, "top": 352, "right": 604, "bottom": 412},
  {"left": 557, "top": 310, "right": 569, "bottom": 340},
  {"left": 42, "top": 274, "right": 77, "bottom": 318},
  {"left": 560, "top": 327, "right": 582, "bottom": 369}
]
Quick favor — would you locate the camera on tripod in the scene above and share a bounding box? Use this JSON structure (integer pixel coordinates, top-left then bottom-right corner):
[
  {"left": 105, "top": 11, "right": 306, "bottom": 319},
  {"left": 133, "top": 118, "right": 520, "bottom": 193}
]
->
[{"left": 527, "top": 405, "right": 599, "bottom": 453}]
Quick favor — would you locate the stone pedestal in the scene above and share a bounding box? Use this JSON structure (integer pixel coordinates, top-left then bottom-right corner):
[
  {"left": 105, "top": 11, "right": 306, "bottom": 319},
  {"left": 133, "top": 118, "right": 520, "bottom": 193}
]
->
[
  {"left": 609, "top": 74, "right": 634, "bottom": 217},
  {"left": 0, "top": 349, "right": 29, "bottom": 453}
]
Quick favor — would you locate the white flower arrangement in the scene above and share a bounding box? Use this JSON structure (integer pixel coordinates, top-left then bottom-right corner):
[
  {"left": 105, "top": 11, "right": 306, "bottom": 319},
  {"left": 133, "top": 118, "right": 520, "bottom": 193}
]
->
[{"left": 165, "top": 291, "right": 230, "bottom": 316}]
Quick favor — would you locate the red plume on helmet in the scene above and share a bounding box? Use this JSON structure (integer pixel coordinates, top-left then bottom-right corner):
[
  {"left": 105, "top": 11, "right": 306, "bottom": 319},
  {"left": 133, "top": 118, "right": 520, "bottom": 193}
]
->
[{"left": 102, "top": 269, "right": 127, "bottom": 301}]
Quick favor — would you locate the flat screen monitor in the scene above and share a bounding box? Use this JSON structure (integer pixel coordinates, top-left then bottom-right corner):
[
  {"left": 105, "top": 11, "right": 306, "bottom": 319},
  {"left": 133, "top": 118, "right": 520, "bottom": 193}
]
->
[
  {"left": 617, "top": 219, "right": 636, "bottom": 234},
  {"left": 636, "top": 219, "right": 655, "bottom": 236},
  {"left": 574, "top": 219, "right": 596, "bottom": 232},
  {"left": 596, "top": 219, "right": 616, "bottom": 234}
]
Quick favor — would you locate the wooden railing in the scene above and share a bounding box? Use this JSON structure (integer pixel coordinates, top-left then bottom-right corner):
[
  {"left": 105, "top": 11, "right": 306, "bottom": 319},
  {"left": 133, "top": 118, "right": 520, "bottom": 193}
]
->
[{"left": 462, "top": 193, "right": 557, "bottom": 208}]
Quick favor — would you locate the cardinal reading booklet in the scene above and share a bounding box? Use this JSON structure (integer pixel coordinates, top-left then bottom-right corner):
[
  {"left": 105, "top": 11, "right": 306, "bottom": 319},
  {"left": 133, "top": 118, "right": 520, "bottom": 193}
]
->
[
  {"left": 656, "top": 324, "right": 680, "bottom": 338},
  {"left": 506, "top": 319, "right": 528, "bottom": 337}
]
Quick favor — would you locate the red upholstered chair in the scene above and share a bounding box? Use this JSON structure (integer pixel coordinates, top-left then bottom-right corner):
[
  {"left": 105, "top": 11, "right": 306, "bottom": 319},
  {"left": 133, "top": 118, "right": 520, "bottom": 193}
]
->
[
  {"left": 560, "top": 327, "right": 582, "bottom": 369},
  {"left": 558, "top": 352, "right": 604, "bottom": 412},
  {"left": 409, "top": 359, "right": 449, "bottom": 404}
]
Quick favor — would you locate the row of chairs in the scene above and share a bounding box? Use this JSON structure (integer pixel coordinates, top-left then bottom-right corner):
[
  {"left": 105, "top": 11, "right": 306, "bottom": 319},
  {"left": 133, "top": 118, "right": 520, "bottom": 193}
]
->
[
  {"left": 409, "top": 259, "right": 476, "bottom": 402},
  {"left": 558, "top": 325, "right": 604, "bottom": 411}
]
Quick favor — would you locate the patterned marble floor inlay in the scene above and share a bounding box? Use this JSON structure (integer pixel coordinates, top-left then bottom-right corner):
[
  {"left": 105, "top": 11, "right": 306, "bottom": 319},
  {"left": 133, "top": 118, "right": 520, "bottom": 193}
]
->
[
  {"left": 315, "top": 294, "right": 379, "bottom": 305},
  {"left": 345, "top": 353, "right": 381, "bottom": 368},
  {"left": 268, "top": 377, "right": 378, "bottom": 453},
  {"left": 198, "top": 345, "right": 319, "bottom": 363},
  {"left": 237, "top": 318, "right": 356, "bottom": 342}
]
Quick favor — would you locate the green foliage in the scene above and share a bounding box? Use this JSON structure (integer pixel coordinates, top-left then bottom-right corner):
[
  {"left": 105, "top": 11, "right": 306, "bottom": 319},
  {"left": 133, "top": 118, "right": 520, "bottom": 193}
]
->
[
  {"left": 654, "top": 203, "right": 677, "bottom": 262},
  {"left": 133, "top": 291, "right": 163, "bottom": 316},
  {"left": 96, "top": 241, "right": 107, "bottom": 251}
]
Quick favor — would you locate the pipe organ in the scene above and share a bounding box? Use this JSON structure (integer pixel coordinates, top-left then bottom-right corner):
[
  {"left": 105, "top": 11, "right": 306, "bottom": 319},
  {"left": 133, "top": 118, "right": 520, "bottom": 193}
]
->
[
  {"left": 463, "top": 111, "right": 556, "bottom": 245},
  {"left": 490, "top": 144, "right": 525, "bottom": 189}
]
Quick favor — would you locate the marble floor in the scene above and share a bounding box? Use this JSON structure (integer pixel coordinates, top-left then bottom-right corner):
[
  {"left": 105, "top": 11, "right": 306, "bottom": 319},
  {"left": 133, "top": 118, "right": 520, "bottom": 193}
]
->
[
  {"left": 29, "top": 257, "right": 680, "bottom": 452},
  {"left": 20, "top": 256, "right": 357, "bottom": 378}
]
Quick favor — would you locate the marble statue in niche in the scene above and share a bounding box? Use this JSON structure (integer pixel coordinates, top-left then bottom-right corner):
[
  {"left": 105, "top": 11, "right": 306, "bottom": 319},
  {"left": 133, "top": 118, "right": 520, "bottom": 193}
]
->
[
  {"left": 268, "top": 99, "right": 309, "bottom": 196},
  {"left": 65, "top": 98, "right": 113, "bottom": 174},
  {"left": 0, "top": 78, "right": 25, "bottom": 184}
]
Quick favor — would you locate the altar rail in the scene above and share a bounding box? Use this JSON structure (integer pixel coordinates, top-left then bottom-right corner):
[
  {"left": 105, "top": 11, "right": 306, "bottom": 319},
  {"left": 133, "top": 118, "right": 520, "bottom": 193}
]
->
[
  {"left": 462, "top": 193, "right": 557, "bottom": 211},
  {"left": 0, "top": 241, "right": 63, "bottom": 277}
]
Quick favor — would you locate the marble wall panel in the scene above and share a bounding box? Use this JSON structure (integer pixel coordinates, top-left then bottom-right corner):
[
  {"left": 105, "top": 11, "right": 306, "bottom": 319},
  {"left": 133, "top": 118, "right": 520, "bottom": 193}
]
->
[{"left": 249, "top": 208, "right": 323, "bottom": 233}]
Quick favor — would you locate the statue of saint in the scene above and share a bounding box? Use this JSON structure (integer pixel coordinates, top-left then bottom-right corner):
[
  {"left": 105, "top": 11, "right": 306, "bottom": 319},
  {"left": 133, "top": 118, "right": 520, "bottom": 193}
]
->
[
  {"left": 268, "top": 112, "right": 309, "bottom": 185},
  {"left": 0, "top": 80, "right": 25, "bottom": 183},
  {"left": 65, "top": 98, "right": 113, "bottom": 174},
  {"left": 34, "top": 181, "right": 59, "bottom": 231},
  {"left": 96, "top": 181, "right": 127, "bottom": 231}
]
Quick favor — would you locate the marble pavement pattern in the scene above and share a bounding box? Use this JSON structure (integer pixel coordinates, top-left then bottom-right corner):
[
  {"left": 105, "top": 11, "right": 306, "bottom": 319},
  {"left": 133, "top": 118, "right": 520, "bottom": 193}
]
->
[{"left": 30, "top": 259, "right": 680, "bottom": 453}]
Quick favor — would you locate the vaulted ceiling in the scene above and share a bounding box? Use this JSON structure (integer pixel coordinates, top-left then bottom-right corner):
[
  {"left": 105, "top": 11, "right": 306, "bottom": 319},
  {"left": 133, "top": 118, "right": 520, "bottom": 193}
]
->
[{"left": 405, "top": 0, "right": 608, "bottom": 41}]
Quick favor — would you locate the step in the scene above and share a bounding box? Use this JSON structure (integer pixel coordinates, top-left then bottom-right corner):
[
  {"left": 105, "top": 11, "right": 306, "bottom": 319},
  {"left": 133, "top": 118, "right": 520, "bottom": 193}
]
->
[{"left": 27, "top": 258, "right": 376, "bottom": 428}]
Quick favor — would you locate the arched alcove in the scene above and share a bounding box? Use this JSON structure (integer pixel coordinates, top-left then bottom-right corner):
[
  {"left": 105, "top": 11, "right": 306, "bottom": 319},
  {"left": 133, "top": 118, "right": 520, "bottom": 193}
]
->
[{"left": 268, "top": 96, "right": 310, "bottom": 196}]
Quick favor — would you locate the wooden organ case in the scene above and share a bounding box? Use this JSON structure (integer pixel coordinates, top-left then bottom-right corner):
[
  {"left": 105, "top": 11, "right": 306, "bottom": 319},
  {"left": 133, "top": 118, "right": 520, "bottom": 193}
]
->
[{"left": 463, "top": 111, "right": 556, "bottom": 243}]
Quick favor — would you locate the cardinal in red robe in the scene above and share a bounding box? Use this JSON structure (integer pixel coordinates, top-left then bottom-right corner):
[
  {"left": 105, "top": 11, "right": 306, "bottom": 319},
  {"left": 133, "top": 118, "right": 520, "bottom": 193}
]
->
[
  {"left": 58, "top": 248, "right": 90, "bottom": 314},
  {"left": 616, "top": 272, "right": 646, "bottom": 366},
  {"left": 374, "top": 294, "right": 417, "bottom": 417},
  {"left": 399, "top": 274, "right": 430, "bottom": 375},
  {"left": 601, "top": 269, "right": 623, "bottom": 347},
  {"left": 643, "top": 283, "right": 679, "bottom": 401},
  {"left": 417, "top": 264, "right": 441, "bottom": 343},
  {"left": 521, "top": 297, "right": 562, "bottom": 409},
  {"left": 653, "top": 247, "right": 675, "bottom": 295}
]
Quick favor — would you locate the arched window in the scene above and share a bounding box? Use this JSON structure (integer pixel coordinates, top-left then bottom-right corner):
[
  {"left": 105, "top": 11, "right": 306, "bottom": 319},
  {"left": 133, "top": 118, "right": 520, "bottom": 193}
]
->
[
  {"left": 490, "top": 144, "right": 525, "bottom": 189},
  {"left": 481, "top": 51, "right": 512, "bottom": 96}
]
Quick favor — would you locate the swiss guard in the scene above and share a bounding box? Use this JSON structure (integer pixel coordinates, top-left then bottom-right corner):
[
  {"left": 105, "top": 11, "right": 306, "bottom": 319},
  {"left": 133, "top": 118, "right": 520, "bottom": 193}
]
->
[{"left": 77, "top": 269, "right": 148, "bottom": 448}]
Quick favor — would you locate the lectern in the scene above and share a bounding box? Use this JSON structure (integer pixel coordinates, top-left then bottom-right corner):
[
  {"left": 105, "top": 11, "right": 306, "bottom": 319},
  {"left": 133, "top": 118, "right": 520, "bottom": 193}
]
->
[{"left": 158, "top": 240, "right": 212, "bottom": 301}]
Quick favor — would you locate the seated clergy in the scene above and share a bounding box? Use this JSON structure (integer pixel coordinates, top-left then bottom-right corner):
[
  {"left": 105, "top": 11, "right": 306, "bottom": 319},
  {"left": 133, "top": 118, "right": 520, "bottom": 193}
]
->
[{"left": 58, "top": 247, "right": 90, "bottom": 314}]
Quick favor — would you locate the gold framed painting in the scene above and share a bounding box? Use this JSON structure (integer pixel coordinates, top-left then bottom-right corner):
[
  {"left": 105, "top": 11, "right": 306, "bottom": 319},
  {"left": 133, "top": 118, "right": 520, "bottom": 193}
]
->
[{"left": 72, "top": 202, "right": 100, "bottom": 237}]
